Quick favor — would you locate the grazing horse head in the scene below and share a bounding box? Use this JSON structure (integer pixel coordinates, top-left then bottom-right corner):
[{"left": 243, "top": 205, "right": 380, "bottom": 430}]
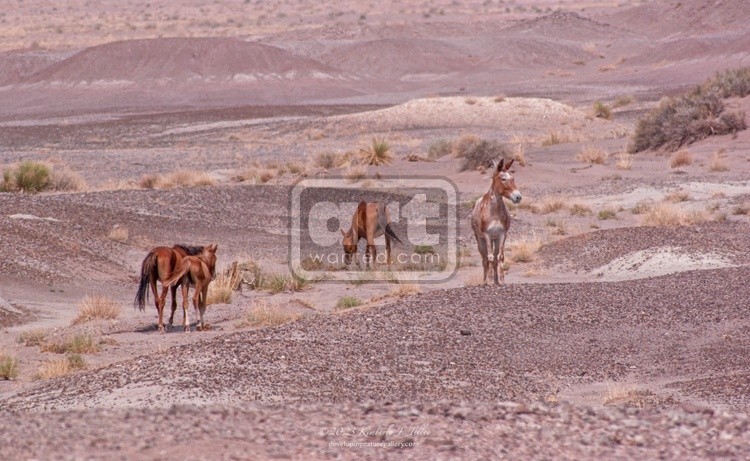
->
[
  {"left": 340, "top": 228, "right": 357, "bottom": 265},
  {"left": 491, "top": 159, "right": 522, "bottom": 204}
]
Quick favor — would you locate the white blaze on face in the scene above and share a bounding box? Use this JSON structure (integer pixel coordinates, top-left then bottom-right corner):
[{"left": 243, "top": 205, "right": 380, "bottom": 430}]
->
[{"left": 499, "top": 171, "right": 522, "bottom": 203}]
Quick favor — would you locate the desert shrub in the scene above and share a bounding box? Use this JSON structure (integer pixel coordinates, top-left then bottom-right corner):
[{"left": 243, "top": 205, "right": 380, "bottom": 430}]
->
[
  {"left": 240, "top": 301, "right": 301, "bottom": 328},
  {"left": 34, "top": 354, "right": 87, "bottom": 380},
  {"left": 41, "top": 333, "right": 100, "bottom": 354},
  {"left": 612, "top": 95, "right": 634, "bottom": 108},
  {"left": 669, "top": 150, "right": 693, "bottom": 168},
  {"left": 569, "top": 203, "right": 592, "bottom": 216},
  {"left": 428, "top": 139, "right": 453, "bottom": 159},
  {"left": 72, "top": 295, "right": 122, "bottom": 324},
  {"left": 17, "top": 329, "right": 48, "bottom": 347},
  {"left": 598, "top": 209, "right": 617, "bottom": 220},
  {"left": 314, "top": 152, "right": 339, "bottom": 169},
  {"left": 108, "top": 225, "right": 128, "bottom": 243},
  {"left": 708, "top": 150, "right": 729, "bottom": 172},
  {"left": 457, "top": 138, "right": 512, "bottom": 172},
  {"left": 261, "top": 273, "right": 289, "bottom": 294},
  {"left": 576, "top": 146, "right": 608, "bottom": 164},
  {"left": 630, "top": 69, "right": 749, "bottom": 153},
  {"left": 641, "top": 203, "right": 707, "bottom": 227},
  {"left": 0, "top": 352, "right": 19, "bottom": 380},
  {"left": 541, "top": 131, "right": 574, "bottom": 146},
  {"left": 48, "top": 167, "right": 87, "bottom": 191},
  {"left": 701, "top": 66, "right": 750, "bottom": 98},
  {"left": 733, "top": 202, "right": 750, "bottom": 215},
  {"left": 335, "top": 296, "right": 363, "bottom": 310},
  {"left": 508, "top": 234, "right": 541, "bottom": 263},
  {"left": 593, "top": 101, "right": 612, "bottom": 120},
  {"left": 345, "top": 165, "right": 367, "bottom": 182},
  {"left": 413, "top": 245, "right": 436, "bottom": 255},
  {"left": 537, "top": 197, "right": 567, "bottom": 214},
  {"left": 359, "top": 137, "right": 392, "bottom": 166},
  {"left": 615, "top": 151, "right": 633, "bottom": 170},
  {"left": 664, "top": 190, "right": 690, "bottom": 203},
  {"left": 1, "top": 161, "right": 49, "bottom": 192}
]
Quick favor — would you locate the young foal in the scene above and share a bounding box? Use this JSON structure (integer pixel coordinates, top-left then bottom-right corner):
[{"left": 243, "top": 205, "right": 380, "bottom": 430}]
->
[
  {"left": 164, "top": 243, "right": 218, "bottom": 332},
  {"left": 341, "top": 201, "right": 402, "bottom": 269},
  {"left": 470, "top": 159, "right": 522, "bottom": 284},
  {"left": 134, "top": 244, "right": 205, "bottom": 332}
]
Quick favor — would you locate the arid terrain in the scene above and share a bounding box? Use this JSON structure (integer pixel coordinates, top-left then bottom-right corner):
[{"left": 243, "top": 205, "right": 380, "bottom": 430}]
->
[{"left": 1, "top": 0, "right": 750, "bottom": 459}]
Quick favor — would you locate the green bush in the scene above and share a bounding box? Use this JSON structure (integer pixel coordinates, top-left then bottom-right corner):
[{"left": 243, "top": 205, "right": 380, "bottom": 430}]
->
[{"left": 630, "top": 68, "right": 749, "bottom": 153}]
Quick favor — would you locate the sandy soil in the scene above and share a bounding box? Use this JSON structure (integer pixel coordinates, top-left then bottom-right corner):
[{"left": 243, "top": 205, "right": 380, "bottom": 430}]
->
[{"left": 1, "top": 0, "right": 750, "bottom": 459}]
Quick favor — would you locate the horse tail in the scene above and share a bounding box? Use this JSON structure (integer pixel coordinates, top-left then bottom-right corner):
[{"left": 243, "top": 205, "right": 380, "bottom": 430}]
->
[
  {"left": 134, "top": 251, "right": 157, "bottom": 311},
  {"left": 164, "top": 259, "right": 191, "bottom": 288},
  {"left": 378, "top": 203, "right": 402, "bottom": 245}
]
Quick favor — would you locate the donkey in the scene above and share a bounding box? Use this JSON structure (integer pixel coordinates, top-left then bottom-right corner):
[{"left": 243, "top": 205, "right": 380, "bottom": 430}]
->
[
  {"left": 134, "top": 244, "right": 206, "bottom": 332},
  {"left": 470, "top": 159, "right": 522, "bottom": 284},
  {"left": 341, "top": 201, "right": 402, "bottom": 269},
  {"left": 163, "top": 243, "right": 218, "bottom": 332}
]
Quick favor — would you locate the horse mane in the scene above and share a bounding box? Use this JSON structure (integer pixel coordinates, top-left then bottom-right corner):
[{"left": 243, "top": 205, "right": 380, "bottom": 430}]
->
[{"left": 174, "top": 244, "right": 204, "bottom": 256}]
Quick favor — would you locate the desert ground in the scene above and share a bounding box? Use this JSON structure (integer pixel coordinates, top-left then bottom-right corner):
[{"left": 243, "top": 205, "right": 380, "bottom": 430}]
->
[{"left": 1, "top": 0, "right": 750, "bottom": 459}]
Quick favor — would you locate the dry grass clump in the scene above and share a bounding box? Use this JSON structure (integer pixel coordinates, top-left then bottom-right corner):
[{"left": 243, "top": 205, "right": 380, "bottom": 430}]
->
[
  {"left": 345, "top": 165, "right": 367, "bottom": 182},
  {"left": 139, "top": 170, "right": 215, "bottom": 189},
  {"left": 641, "top": 203, "right": 707, "bottom": 227},
  {"left": 664, "top": 190, "right": 690, "bottom": 203},
  {"left": 576, "top": 146, "right": 608, "bottom": 164},
  {"left": 708, "top": 149, "right": 729, "bottom": 172},
  {"left": 535, "top": 196, "right": 567, "bottom": 214},
  {"left": 455, "top": 137, "right": 512, "bottom": 172},
  {"left": 507, "top": 234, "right": 542, "bottom": 263},
  {"left": 335, "top": 296, "right": 363, "bottom": 310},
  {"left": 107, "top": 226, "right": 129, "bottom": 243},
  {"left": 733, "top": 202, "right": 750, "bottom": 215},
  {"left": 570, "top": 203, "right": 592, "bottom": 216},
  {"left": 41, "top": 333, "right": 100, "bottom": 354},
  {"left": 630, "top": 68, "right": 749, "bottom": 153},
  {"left": 669, "top": 150, "right": 693, "bottom": 168},
  {"left": 0, "top": 352, "right": 19, "bottom": 380},
  {"left": 511, "top": 141, "right": 527, "bottom": 167},
  {"left": 72, "top": 295, "right": 122, "bottom": 325},
  {"left": 602, "top": 385, "right": 649, "bottom": 409},
  {"left": 612, "top": 95, "right": 634, "bottom": 108},
  {"left": 615, "top": 151, "right": 633, "bottom": 170},
  {"left": 541, "top": 131, "right": 574, "bottom": 146},
  {"left": 17, "top": 329, "right": 48, "bottom": 347},
  {"left": 592, "top": 101, "right": 612, "bottom": 120},
  {"left": 598, "top": 209, "right": 617, "bottom": 220},
  {"left": 359, "top": 137, "right": 393, "bottom": 166},
  {"left": 207, "top": 270, "right": 236, "bottom": 305},
  {"left": 239, "top": 301, "right": 302, "bottom": 328},
  {"left": 428, "top": 139, "right": 453, "bottom": 159},
  {"left": 314, "top": 151, "right": 342, "bottom": 169},
  {"left": 34, "top": 354, "right": 87, "bottom": 380}
]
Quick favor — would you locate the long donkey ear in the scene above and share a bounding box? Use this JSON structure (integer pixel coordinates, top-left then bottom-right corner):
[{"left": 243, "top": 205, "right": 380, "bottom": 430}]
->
[
  {"left": 495, "top": 158, "right": 504, "bottom": 172},
  {"left": 340, "top": 228, "right": 346, "bottom": 237},
  {"left": 504, "top": 158, "right": 514, "bottom": 171},
  {"left": 208, "top": 243, "right": 218, "bottom": 252}
]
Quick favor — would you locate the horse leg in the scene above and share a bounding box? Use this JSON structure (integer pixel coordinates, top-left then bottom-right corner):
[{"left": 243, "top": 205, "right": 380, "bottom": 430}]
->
[
  {"left": 475, "top": 234, "right": 489, "bottom": 284},
  {"left": 499, "top": 233, "right": 507, "bottom": 284},
  {"left": 492, "top": 235, "right": 503, "bottom": 285},
  {"left": 168, "top": 284, "right": 178, "bottom": 331},
  {"left": 197, "top": 283, "right": 209, "bottom": 331},
  {"left": 192, "top": 286, "right": 202, "bottom": 331},
  {"left": 156, "top": 283, "right": 169, "bottom": 333},
  {"left": 181, "top": 283, "right": 191, "bottom": 333}
]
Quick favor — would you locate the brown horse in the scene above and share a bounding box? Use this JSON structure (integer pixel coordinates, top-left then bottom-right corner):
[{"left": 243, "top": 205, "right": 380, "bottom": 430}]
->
[
  {"left": 163, "top": 243, "right": 218, "bottom": 332},
  {"left": 134, "top": 244, "right": 205, "bottom": 332},
  {"left": 470, "top": 158, "right": 522, "bottom": 284},
  {"left": 341, "top": 201, "right": 402, "bottom": 269}
]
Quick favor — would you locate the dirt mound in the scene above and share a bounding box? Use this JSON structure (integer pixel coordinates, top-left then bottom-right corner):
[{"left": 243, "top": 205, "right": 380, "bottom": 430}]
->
[
  {"left": 328, "top": 96, "right": 624, "bottom": 140},
  {"left": 0, "top": 48, "right": 74, "bottom": 85},
  {"left": 607, "top": 0, "right": 750, "bottom": 37},
  {"left": 632, "top": 31, "right": 750, "bottom": 65},
  {"left": 501, "top": 11, "right": 623, "bottom": 41},
  {"left": 320, "top": 38, "right": 476, "bottom": 79},
  {"left": 22, "top": 37, "right": 341, "bottom": 85},
  {"left": 538, "top": 222, "right": 750, "bottom": 275},
  {"left": 5, "top": 266, "right": 749, "bottom": 411}
]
